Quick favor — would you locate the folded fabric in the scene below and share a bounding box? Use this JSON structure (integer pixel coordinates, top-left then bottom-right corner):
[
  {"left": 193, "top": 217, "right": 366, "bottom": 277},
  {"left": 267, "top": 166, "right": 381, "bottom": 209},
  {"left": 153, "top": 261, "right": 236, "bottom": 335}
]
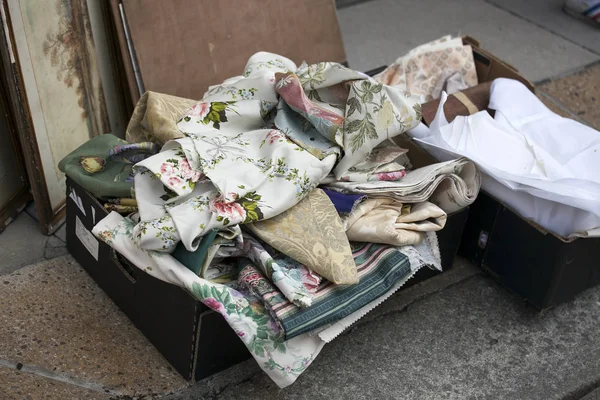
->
[
  {"left": 92, "top": 211, "right": 324, "bottom": 389},
  {"left": 126, "top": 91, "right": 197, "bottom": 144},
  {"left": 375, "top": 35, "right": 478, "bottom": 102},
  {"left": 272, "top": 242, "right": 418, "bottom": 339},
  {"left": 58, "top": 134, "right": 158, "bottom": 199},
  {"left": 104, "top": 204, "right": 138, "bottom": 214},
  {"left": 343, "top": 199, "right": 447, "bottom": 246},
  {"left": 246, "top": 188, "right": 358, "bottom": 285},
  {"left": 325, "top": 157, "right": 481, "bottom": 214},
  {"left": 133, "top": 52, "right": 337, "bottom": 252},
  {"left": 321, "top": 188, "right": 366, "bottom": 214},
  {"left": 193, "top": 230, "right": 321, "bottom": 307},
  {"left": 335, "top": 141, "right": 409, "bottom": 182},
  {"left": 171, "top": 229, "right": 220, "bottom": 275},
  {"left": 238, "top": 259, "right": 288, "bottom": 331},
  {"left": 407, "top": 78, "right": 600, "bottom": 237},
  {"left": 317, "top": 232, "right": 441, "bottom": 342}
]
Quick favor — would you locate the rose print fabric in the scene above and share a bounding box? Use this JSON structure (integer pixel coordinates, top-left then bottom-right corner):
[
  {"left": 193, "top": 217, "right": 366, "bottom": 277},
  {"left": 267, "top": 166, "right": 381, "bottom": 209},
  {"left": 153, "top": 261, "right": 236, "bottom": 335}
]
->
[
  {"left": 132, "top": 52, "right": 337, "bottom": 252},
  {"left": 92, "top": 212, "right": 325, "bottom": 388},
  {"left": 375, "top": 35, "right": 478, "bottom": 102}
]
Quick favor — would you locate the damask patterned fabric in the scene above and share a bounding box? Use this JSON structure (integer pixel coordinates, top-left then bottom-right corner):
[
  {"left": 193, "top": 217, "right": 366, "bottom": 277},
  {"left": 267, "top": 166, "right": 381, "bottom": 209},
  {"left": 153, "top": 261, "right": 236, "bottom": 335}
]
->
[
  {"left": 126, "top": 91, "right": 197, "bottom": 144},
  {"left": 375, "top": 35, "right": 478, "bottom": 102},
  {"left": 246, "top": 189, "right": 358, "bottom": 285},
  {"left": 343, "top": 199, "right": 447, "bottom": 246}
]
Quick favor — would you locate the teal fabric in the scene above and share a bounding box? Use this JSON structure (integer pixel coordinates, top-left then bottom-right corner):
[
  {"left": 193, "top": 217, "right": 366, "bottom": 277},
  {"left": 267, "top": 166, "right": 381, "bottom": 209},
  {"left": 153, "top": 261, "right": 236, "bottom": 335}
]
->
[
  {"left": 58, "top": 135, "right": 136, "bottom": 199},
  {"left": 172, "top": 229, "right": 219, "bottom": 275}
]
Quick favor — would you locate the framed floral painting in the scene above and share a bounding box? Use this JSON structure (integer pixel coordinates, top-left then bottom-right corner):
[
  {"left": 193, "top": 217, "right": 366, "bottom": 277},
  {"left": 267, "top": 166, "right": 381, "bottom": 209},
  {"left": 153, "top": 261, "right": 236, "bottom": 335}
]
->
[{"left": 0, "top": 0, "right": 126, "bottom": 233}]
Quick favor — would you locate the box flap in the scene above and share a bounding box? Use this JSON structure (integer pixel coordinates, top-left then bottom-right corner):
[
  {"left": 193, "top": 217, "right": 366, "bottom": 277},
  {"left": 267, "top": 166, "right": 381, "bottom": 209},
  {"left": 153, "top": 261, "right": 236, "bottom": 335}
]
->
[{"left": 113, "top": 0, "right": 346, "bottom": 104}]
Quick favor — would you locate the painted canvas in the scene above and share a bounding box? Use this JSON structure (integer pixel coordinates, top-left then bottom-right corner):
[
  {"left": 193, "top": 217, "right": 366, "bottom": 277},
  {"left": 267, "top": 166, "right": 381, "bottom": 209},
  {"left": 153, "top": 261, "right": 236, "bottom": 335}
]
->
[{"left": 6, "top": 0, "right": 120, "bottom": 221}]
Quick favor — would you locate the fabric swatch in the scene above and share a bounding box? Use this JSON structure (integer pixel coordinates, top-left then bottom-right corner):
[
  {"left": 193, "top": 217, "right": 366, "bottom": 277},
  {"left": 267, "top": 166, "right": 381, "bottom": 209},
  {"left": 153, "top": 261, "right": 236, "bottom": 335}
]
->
[{"left": 247, "top": 188, "right": 358, "bottom": 285}]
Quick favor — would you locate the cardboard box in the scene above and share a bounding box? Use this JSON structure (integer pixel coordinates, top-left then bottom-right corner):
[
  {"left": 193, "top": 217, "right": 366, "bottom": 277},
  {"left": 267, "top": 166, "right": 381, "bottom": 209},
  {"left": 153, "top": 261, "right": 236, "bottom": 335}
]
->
[
  {"left": 416, "top": 37, "right": 595, "bottom": 310},
  {"left": 460, "top": 192, "right": 600, "bottom": 309},
  {"left": 65, "top": 166, "right": 468, "bottom": 381},
  {"left": 66, "top": 178, "right": 251, "bottom": 381}
]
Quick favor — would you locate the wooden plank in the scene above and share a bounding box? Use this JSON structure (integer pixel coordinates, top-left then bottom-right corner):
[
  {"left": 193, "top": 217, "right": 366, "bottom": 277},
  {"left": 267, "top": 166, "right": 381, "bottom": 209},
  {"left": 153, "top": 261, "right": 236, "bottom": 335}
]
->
[{"left": 121, "top": 0, "right": 346, "bottom": 100}]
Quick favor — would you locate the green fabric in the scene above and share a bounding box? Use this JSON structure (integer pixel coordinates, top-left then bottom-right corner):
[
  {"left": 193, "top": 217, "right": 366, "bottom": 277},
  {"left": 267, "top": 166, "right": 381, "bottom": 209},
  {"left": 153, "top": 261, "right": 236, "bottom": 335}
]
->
[
  {"left": 172, "top": 229, "right": 219, "bottom": 275},
  {"left": 58, "top": 134, "right": 134, "bottom": 199}
]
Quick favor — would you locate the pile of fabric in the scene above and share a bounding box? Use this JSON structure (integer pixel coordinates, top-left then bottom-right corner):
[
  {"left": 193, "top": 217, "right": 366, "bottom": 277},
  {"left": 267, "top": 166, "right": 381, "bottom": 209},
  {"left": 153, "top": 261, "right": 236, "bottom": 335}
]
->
[{"left": 60, "top": 39, "right": 481, "bottom": 388}]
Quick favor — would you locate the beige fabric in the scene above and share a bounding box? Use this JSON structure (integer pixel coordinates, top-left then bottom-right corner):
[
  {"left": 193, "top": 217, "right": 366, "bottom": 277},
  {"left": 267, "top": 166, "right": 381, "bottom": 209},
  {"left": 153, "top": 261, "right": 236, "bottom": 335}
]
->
[
  {"left": 344, "top": 199, "right": 447, "bottom": 246},
  {"left": 375, "top": 35, "right": 478, "bottom": 102},
  {"left": 247, "top": 189, "right": 358, "bottom": 285},
  {"left": 126, "top": 91, "right": 197, "bottom": 144}
]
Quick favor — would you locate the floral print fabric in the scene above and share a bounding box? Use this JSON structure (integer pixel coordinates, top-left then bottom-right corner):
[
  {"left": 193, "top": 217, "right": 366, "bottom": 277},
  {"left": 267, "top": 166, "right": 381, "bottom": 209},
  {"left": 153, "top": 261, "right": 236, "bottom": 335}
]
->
[
  {"left": 132, "top": 52, "right": 337, "bottom": 252},
  {"left": 375, "top": 35, "right": 478, "bottom": 102},
  {"left": 92, "top": 212, "right": 324, "bottom": 388},
  {"left": 325, "top": 157, "right": 481, "bottom": 214},
  {"left": 275, "top": 63, "right": 421, "bottom": 178}
]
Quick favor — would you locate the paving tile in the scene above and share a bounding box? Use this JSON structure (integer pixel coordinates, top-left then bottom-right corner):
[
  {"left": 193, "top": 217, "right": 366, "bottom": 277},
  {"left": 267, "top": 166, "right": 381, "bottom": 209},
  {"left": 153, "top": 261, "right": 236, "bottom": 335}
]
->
[
  {"left": 0, "top": 367, "right": 109, "bottom": 400},
  {"left": 486, "top": 0, "right": 600, "bottom": 55},
  {"left": 0, "top": 212, "right": 47, "bottom": 275},
  {"left": 54, "top": 223, "right": 67, "bottom": 244},
  {"left": 539, "top": 63, "right": 600, "bottom": 129},
  {"left": 0, "top": 255, "right": 188, "bottom": 398},
  {"left": 337, "top": 0, "right": 599, "bottom": 82},
  {"left": 210, "top": 276, "right": 600, "bottom": 400},
  {"left": 44, "top": 236, "right": 69, "bottom": 260}
]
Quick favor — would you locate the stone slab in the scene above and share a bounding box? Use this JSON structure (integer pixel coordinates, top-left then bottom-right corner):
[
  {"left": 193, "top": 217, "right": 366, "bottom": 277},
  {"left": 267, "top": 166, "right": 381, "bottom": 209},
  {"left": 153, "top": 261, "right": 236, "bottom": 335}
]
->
[
  {"left": 539, "top": 63, "right": 600, "bottom": 130},
  {"left": 166, "top": 259, "right": 482, "bottom": 399},
  {"left": 44, "top": 236, "right": 68, "bottom": 260},
  {"left": 486, "top": 0, "right": 600, "bottom": 55},
  {"left": 582, "top": 387, "right": 600, "bottom": 400},
  {"left": 182, "top": 275, "right": 600, "bottom": 399},
  {"left": 54, "top": 223, "right": 67, "bottom": 244},
  {"left": 0, "top": 255, "right": 188, "bottom": 398},
  {"left": 0, "top": 213, "right": 47, "bottom": 275},
  {"left": 0, "top": 367, "right": 109, "bottom": 400},
  {"left": 337, "top": 0, "right": 599, "bottom": 82}
]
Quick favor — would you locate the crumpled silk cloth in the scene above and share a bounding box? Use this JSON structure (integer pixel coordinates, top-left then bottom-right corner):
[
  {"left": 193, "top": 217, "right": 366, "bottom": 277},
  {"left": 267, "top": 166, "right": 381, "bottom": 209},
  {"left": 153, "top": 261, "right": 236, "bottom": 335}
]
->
[
  {"left": 375, "top": 35, "right": 478, "bottom": 102},
  {"left": 320, "top": 141, "right": 410, "bottom": 183},
  {"left": 274, "top": 65, "right": 421, "bottom": 178},
  {"left": 129, "top": 51, "right": 424, "bottom": 252},
  {"left": 132, "top": 52, "right": 337, "bottom": 252},
  {"left": 246, "top": 189, "right": 358, "bottom": 285},
  {"left": 343, "top": 199, "right": 447, "bottom": 246},
  {"left": 325, "top": 157, "right": 481, "bottom": 213},
  {"left": 126, "top": 91, "right": 197, "bottom": 144}
]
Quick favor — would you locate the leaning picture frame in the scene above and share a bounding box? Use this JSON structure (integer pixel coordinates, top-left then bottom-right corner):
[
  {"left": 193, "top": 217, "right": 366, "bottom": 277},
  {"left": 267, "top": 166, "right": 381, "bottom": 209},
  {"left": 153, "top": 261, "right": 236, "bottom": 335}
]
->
[{"left": 0, "top": 0, "right": 126, "bottom": 234}]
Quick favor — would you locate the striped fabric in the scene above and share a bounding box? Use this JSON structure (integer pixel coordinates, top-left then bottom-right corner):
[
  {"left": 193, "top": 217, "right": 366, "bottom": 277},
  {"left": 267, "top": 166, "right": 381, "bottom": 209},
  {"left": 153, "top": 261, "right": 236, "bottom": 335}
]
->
[
  {"left": 586, "top": 2, "right": 600, "bottom": 20},
  {"left": 273, "top": 242, "right": 412, "bottom": 339}
]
